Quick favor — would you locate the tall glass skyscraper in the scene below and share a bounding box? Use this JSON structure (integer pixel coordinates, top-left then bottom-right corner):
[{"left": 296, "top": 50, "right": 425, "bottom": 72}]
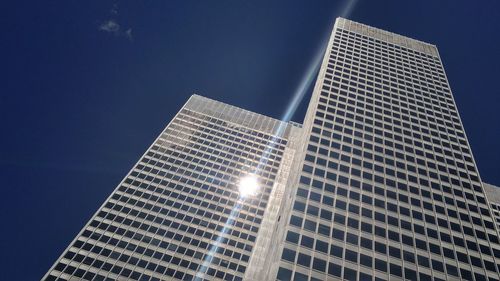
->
[
  {"left": 271, "top": 18, "right": 500, "bottom": 281},
  {"left": 45, "top": 18, "right": 500, "bottom": 281}
]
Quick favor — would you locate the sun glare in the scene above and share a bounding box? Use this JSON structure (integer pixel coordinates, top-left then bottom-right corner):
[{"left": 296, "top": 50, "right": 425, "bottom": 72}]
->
[{"left": 238, "top": 175, "right": 259, "bottom": 198}]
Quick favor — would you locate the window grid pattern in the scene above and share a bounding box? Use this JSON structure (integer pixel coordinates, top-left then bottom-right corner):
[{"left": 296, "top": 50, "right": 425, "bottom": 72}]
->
[
  {"left": 44, "top": 96, "right": 293, "bottom": 281},
  {"left": 277, "top": 18, "right": 500, "bottom": 281}
]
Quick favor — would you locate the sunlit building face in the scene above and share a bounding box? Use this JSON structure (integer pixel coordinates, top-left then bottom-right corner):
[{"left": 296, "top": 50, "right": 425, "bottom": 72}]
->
[{"left": 43, "top": 94, "right": 300, "bottom": 281}]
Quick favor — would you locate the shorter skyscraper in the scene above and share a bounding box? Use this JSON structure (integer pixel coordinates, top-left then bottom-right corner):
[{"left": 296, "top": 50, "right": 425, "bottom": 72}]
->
[{"left": 43, "top": 95, "right": 303, "bottom": 281}]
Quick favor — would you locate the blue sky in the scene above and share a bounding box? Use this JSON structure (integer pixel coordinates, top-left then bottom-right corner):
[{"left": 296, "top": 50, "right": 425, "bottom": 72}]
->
[{"left": 1, "top": 1, "right": 499, "bottom": 279}]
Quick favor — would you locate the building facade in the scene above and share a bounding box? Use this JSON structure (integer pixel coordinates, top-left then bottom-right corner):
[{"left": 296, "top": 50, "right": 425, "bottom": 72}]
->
[
  {"left": 43, "top": 95, "right": 302, "bottom": 281},
  {"left": 483, "top": 183, "right": 500, "bottom": 231},
  {"left": 271, "top": 18, "right": 500, "bottom": 281},
  {"left": 45, "top": 18, "right": 500, "bottom": 281}
]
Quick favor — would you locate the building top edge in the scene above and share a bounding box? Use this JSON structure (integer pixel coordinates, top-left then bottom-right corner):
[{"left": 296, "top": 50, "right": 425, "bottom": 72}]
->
[
  {"left": 335, "top": 17, "right": 438, "bottom": 57},
  {"left": 483, "top": 182, "right": 500, "bottom": 205},
  {"left": 186, "top": 94, "right": 296, "bottom": 138}
]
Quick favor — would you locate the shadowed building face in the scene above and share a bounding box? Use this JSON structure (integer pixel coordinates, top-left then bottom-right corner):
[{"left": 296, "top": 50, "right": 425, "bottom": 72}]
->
[{"left": 274, "top": 17, "right": 500, "bottom": 281}]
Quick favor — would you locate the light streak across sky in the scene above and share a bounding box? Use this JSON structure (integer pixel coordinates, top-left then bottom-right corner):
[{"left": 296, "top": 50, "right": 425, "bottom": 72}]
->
[{"left": 194, "top": 1, "right": 357, "bottom": 279}]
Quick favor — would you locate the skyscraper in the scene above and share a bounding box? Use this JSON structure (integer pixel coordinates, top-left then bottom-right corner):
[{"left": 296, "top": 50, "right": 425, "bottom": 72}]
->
[
  {"left": 270, "top": 18, "right": 500, "bottom": 281},
  {"left": 43, "top": 95, "right": 303, "bottom": 281},
  {"left": 45, "top": 17, "right": 500, "bottom": 281}
]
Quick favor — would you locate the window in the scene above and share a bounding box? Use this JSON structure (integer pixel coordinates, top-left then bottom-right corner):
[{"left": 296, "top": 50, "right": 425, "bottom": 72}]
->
[
  {"left": 328, "top": 262, "right": 342, "bottom": 277},
  {"left": 330, "top": 245, "right": 343, "bottom": 258},
  {"left": 375, "top": 259, "right": 387, "bottom": 272},
  {"left": 276, "top": 267, "right": 292, "bottom": 281},
  {"left": 313, "top": 258, "right": 327, "bottom": 272},
  {"left": 345, "top": 249, "right": 358, "bottom": 263},
  {"left": 301, "top": 235, "right": 314, "bottom": 249},
  {"left": 286, "top": 231, "right": 299, "bottom": 244},
  {"left": 360, "top": 253, "right": 372, "bottom": 268},
  {"left": 343, "top": 267, "right": 357, "bottom": 281},
  {"left": 281, "top": 248, "right": 296, "bottom": 263},
  {"left": 390, "top": 263, "right": 402, "bottom": 277},
  {"left": 315, "top": 240, "right": 328, "bottom": 254},
  {"left": 297, "top": 253, "right": 311, "bottom": 267}
]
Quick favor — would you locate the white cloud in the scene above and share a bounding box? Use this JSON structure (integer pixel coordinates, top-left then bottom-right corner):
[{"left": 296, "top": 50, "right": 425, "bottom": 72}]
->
[
  {"left": 99, "top": 20, "right": 120, "bottom": 33},
  {"left": 98, "top": 20, "right": 133, "bottom": 41},
  {"left": 98, "top": 4, "right": 133, "bottom": 41}
]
